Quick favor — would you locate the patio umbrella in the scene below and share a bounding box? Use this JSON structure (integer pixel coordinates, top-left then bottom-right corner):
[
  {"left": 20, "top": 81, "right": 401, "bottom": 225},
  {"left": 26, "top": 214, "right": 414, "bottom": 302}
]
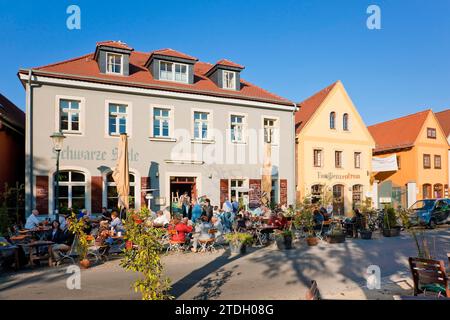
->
[
  {"left": 261, "top": 142, "right": 272, "bottom": 206},
  {"left": 112, "top": 133, "right": 130, "bottom": 211}
]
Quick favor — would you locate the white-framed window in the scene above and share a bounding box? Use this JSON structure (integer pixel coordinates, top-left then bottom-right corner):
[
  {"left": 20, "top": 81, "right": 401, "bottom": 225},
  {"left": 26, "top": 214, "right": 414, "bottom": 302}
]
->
[
  {"left": 354, "top": 152, "right": 361, "bottom": 169},
  {"left": 153, "top": 108, "right": 171, "bottom": 137},
  {"left": 230, "top": 114, "right": 246, "bottom": 143},
  {"left": 106, "top": 53, "right": 123, "bottom": 75},
  {"left": 106, "top": 172, "right": 136, "bottom": 209},
  {"left": 59, "top": 99, "right": 81, "bottom": 133},
  {"left": 230, "top": 179, "right": 248, "bottom": 202},
  {"left": 263, "top": 118, "right": 276, "bottom": 143},
  {"left": 56, "top": 170, "right": 86, "bottom": 210},
  {"left": 223, "top": 71, "right": 236, "bottom": 90},
  {"left": 159, "top": 61, "right": 188, "bottom": 83},
  {"left": 108, "top": 103, "right": 128, "bottom": 135},
  {"left": 313, "top": 149, "right": 323, "bottom": 167},
  {"left": 193, "top": 111, "right": 210, "bottom": 140}
]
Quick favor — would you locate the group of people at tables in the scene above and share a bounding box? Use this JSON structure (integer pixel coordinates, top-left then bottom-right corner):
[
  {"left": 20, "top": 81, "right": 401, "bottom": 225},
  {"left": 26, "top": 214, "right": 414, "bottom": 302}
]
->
[
  {"left": 17, "top": 207, "right": 126, "bottom": 263},
  {"left": 311, "top": 204, "right": 366, "bottom": 236},
  {"left": 147, "top": 196, "right": 289, "bottom": 252}
]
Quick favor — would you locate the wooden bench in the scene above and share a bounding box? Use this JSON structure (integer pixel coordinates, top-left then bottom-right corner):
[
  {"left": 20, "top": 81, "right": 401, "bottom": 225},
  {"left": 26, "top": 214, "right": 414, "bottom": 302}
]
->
[
  {"left": 305, "top": 280, "right": 321, "bottom": 300},
  {"left": 408, "top": 257, "right": 449, "bottom": 297}
]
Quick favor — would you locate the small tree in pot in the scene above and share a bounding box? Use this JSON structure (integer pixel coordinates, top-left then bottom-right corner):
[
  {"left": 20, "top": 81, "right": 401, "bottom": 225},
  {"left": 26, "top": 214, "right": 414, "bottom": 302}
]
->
[
  {"left": 359, "top": 198, "right": 374, "bottom": 240},
  {"left": 326, "top": 222, "right": 346, "bottom": 243},
  {"left": 67, "top": 212, "right": 90, "bottom": 268},
  {"left": 294, "top": 205, "right": 318, "bottom": 246},
  {"left": 382, "top": 206, "right": 401, "bottom": 237}
]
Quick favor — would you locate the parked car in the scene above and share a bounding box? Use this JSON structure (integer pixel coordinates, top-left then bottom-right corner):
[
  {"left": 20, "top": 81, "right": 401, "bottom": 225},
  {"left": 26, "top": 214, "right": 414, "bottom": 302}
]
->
[{"left": 408, "top": 198, "right": 450, "bottom": 228}]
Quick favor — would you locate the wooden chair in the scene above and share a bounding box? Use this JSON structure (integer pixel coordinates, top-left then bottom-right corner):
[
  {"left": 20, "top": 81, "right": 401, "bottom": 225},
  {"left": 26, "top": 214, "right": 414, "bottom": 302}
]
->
[
  {"left": 305, "top": 280, "right": 321, "bottom": 300},
  {"left": 408, "top": 257, "right": 449, "bottom": 297}
]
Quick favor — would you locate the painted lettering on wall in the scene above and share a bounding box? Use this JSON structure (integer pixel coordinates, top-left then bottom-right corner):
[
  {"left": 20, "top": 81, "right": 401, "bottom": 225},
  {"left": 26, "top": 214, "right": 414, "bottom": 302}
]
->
[
  {"left": 53, "top": 146, "right": 139, "bottom": 162},
  {"left": 317, "top": 172, "right": 361, "bottom": 181}
]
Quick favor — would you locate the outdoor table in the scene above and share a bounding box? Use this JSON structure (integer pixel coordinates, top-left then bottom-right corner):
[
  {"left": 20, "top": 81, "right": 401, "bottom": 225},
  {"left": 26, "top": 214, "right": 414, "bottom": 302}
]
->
[
  {"left": 30, "top": 227, "right": 52, "bottom": 240},
  {"left": 10, "top": 234, "right": 31, "bottom": 242},
  {"left": 0, "top": 245, "right": 20, "bottom": 271},
  {"left": 19, "top": 240, "right": 54, "bottom": 268}
]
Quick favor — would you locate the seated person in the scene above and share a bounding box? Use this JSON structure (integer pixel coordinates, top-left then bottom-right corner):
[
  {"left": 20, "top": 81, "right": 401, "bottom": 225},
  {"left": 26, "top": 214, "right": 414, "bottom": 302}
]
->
[
  {"left": 25, "top": 209, "right": 41, "bottom": 229},
  {"left": 101, "top": 207, "right": 111, "bottom": 221},
  {"left": 313, "top": 209, "right": 324, "bottom": 230},
  {"left": 191, "top": 216, "right": 213, "bottom": 252},
  {"left": 110, "top": 211, "right": 125, "bottom": 235},
  {"left": 235, "top": 214, "right": 247, "bottom": 231},
  {"left": 210, "top": 216, "right": 225, "bottom": 243},
  {"left": 95, "top": 221, "right": 112, "bottom": 246},
  {"left": 168, "top": 217, "right": 193, "bottom": 243},
  {"left": 46, "top": 220, "right": 70, "bottom": 260},
  {"left": 152, "top": 210, "right": 170, "bottom": 227}
]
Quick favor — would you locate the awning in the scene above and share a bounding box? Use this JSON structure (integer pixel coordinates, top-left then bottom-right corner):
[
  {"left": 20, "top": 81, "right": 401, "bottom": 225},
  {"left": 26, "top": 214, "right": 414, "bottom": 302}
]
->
[{"left": 372, "top": 154, "right": 398, "bottom": 172}]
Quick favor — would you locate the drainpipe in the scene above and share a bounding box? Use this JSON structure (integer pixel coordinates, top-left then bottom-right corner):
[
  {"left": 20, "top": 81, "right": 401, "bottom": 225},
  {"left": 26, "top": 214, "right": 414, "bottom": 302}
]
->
[
  {"left": 25, "top": 69, "right": 33, "bottom": 215},
  {"left": 292, "top": 103, "right": 298, "bottom": 206}
]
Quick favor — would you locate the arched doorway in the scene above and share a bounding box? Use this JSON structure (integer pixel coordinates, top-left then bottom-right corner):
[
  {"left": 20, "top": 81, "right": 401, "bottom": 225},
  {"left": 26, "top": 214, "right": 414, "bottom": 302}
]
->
[
  {"left": 352, "top": 184, "right": 363, "bottom": 209},
  {"left": 422, "top": 184, "right": 432, "bottom": 199},
  {"left": 433, "top": 184, "right": 443, "bottom": 198},
  {"left": 333, "top": 184, "right": 345, "bottom": 215},
  {"left": 311, "top": 184, "right": 323, "bottom": 204}
]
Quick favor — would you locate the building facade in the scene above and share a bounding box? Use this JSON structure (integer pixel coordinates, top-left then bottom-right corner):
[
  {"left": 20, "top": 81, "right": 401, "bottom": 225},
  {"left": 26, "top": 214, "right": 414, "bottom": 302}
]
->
[
  {"left": 369, "top": 110, "right": 449, "bottom": 208},
  {"left": 19, "top": 41, "right": 296, "bottom": 217},
  {"left": 295, "top": 81, "right": 375, "bottom": 216},
  {"left": 435, "top": 109, "right": 450, "bottom": 189},
  {"left": 0, "top": 94, "right": 25, "bottom": 194}
]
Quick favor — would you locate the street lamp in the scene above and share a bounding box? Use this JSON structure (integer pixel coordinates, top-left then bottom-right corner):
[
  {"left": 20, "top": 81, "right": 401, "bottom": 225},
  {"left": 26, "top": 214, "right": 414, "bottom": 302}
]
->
[{"left": 50, "top": 132, "right": 65, "bottom": 222}]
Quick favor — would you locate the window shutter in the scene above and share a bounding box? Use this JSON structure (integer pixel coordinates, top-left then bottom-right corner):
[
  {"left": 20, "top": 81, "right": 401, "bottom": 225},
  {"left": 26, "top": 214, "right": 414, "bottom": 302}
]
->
[
  {"left": 35, "top": 175, "right": 49, "bottom": 214},
  {"left": 220, "top": 179, "right": 229, "bottom": 206},
  {"left": 91, "top": 176, "right": 102, "bottom": 214},
  {"left": 280, "top": 179, "right": 288, "bottom": 206}
]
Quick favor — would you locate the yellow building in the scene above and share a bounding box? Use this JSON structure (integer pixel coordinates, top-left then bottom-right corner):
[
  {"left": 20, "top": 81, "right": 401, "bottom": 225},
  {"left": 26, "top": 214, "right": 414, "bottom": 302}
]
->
[
  {"left": 295, "top": 81, "right": 375, "bottom": 215},
  {"left": 369, "top": 110, "right": 449, "bottom": 208}
]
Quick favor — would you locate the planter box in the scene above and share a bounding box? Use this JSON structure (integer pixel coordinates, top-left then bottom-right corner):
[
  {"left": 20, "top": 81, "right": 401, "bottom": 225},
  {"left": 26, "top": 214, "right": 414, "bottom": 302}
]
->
[
  {"left": 276, "top": 236, "right": 293, "bottom": 250},
  {"left": 383, "top": 228, "right": 400, "bottom": 237},
  {"left": 360, "top": 231, "right": 373, "bottom": 240},
  {"left": 229, "top": 243, "right": 247, "bottom": 255},
  {"left": 326, "top": 234, "right": 346, "bottom": 243}
]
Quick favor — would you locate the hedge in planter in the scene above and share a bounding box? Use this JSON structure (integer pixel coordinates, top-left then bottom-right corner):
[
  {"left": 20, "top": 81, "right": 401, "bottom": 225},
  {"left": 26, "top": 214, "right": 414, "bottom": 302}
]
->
[
  {"left": 382, "top": 207, "right": 401, "bottom": 237},
  {"left": 225, "top": 232, "right": 253, "bottom": 255},
  {"left": 275, "top": 230, "right": 293, "bottom": 250}
]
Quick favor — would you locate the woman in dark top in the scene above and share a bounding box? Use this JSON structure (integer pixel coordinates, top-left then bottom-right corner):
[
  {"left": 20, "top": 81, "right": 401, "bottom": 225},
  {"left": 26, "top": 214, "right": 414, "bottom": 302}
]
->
[{"left": 47, "top": 220, "right": 66, "bottom": 244}]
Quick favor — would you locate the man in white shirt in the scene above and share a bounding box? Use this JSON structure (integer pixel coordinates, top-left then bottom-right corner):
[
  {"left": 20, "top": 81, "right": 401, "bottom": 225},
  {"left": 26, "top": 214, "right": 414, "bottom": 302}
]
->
[
  {"left": 153, "top": 210, "right": 169, "bottom": 227},
  {"left": 25, "top": 209, "right": 41, "bottom": 229}
]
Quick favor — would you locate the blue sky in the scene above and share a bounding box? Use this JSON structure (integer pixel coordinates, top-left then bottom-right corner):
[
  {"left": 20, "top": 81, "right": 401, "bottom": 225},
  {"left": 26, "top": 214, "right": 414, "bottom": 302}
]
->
[{"left": 0, "top": 0, "right": 449, "bottom": 125}]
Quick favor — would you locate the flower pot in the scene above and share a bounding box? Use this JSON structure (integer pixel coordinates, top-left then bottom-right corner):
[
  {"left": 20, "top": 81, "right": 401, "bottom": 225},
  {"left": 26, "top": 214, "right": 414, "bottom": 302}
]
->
[
  {"left": 326, "top": 234, "right": 346, "bottom": 243},
  {"left": 80, "top": 258, "right": 90, "bottom": 269},
  {"left": 383, "top": 228, "right": 400, "bottom": 237},
  {"left": 306, "top": 237, "right": 319, "bottom": 246},
  {"left": 276, "top": 236, "right": 293, "bottom": 250},
  {"left": 360, "top": 230, "right": 373, "bottom": 240},
  {"left": 229, "top": 242, "right": 247, "bottom": 255}
]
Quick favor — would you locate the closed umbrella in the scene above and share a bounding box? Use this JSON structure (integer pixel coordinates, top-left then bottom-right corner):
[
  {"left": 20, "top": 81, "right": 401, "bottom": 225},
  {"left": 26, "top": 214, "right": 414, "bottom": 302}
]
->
[{"left": 112, "top": 133, "right": 130, "bottom": 212}]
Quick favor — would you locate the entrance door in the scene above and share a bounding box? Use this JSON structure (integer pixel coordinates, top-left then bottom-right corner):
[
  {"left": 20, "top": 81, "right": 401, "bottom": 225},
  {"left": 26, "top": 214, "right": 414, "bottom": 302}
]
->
[
  {"left": 170, "top": 176, "right": 196, "bottom": 213},
  {"left": 333, "top": 184, "right": 345, "bottom": 215},
  {"left": 352, "top": 184, "right": 363, "bottom": 209}
]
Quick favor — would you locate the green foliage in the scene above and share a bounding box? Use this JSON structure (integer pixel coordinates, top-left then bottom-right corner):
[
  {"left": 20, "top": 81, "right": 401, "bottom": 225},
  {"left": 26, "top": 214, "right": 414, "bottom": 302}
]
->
[
  {"left": 397, "top": 208, "right": 433, "bottom": 259},
  {"left": 0, "top": 202, "right": 10, "bottom": 236},
  {"left": 275, "top": 229, "right": 293, "bottom": 239},
  {"left": 293, "top": 197, "right": 315, "bottom": 237},
  {"left": 383, "top": 206, "right": 398, "bottom": 229},
  {"left": 224, "top": 232, "right": 253, "bottom": 246},
  {"left": 67, "top": 212, "right": 88, "bottom": 259},
  {"left": 0, "top": 183, "right": 25, "bottom": 235},
  {"left": 120, "top": 208, "right": 172, "bottom": 300}
]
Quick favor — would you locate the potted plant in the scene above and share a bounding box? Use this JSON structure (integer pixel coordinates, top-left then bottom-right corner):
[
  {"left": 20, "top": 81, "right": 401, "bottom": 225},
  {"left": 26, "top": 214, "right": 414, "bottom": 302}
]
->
[
  {"left": 275, "top": 229, "right": 293, "bottom": 250},
  {"left": 225, "top": 232, "right": 253, "bottom": 254},
  {"left": 382, "top": 207, "right": 401, "bottom": 237},
  {"left": 67, "top": 212, "right": 90, "bottom": 269},
  {"left": 359, "top": 204, "right": 374, "bottom": 240},
  {"left": 294, "top": 205, "right": 318, "bottom": 246},
  {"left": 326, "top": 222, "right": 346, "bottom": 243}
]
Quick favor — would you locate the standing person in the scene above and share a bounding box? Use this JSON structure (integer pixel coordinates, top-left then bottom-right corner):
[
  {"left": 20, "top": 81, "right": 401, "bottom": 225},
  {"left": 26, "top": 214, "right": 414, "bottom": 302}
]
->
[
  {"left": 191, "top": 199, "right": 202, "bottom": 223},
  {"left": 231, "top": 196, "right": 239, "bottom": 215},
  {"left": 202, "top": 198, "right": 214, "bottom": 222},
  {"left": 25, "top": 209, "right": 41, "bottom": 229},
  {"left": 191, "top": 215, "right": 213, "bottom": 252},
  {"left": 180, "top": 191, "right": 191, "bottom": 219},
  {"left": 222, "top": 197, "right": 233, "bottom": 214}
]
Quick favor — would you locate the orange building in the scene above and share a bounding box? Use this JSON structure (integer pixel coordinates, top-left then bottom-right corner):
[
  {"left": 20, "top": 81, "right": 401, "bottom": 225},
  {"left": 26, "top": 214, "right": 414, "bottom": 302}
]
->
[{"left": 368, "top": 110, "right": 449, "bottom": 208}]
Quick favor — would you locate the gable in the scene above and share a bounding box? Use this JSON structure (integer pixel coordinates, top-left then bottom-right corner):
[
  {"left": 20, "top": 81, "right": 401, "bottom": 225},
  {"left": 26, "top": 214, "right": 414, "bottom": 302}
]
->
[
  {"left": 415, "top": 111, "right": 449, "bottom": 146},
  {"left": 299, "top": 82, "right": 375, "bottom": 146}
]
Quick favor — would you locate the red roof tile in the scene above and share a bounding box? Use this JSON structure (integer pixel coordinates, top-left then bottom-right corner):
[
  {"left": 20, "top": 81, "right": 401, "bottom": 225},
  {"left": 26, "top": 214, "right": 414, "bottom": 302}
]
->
[
  {"left": 368, "top": 110, "right": 431, "bottom": 153},
  {"left": 216, "top": 59, "right": 244, "bottom": 69},
  {"left": 435, "top": 109, "right": 450, "bottom": 138},
  {"left": 149, "top": 48, "right": 198, "bottom": 61},
  {"left": 96, "top": 40, "right": 133, "bottom": 51},
  {"left": 21, "top": 47, "right": 292, "bottom": 106},
  {"left": 295, "top": 81, "right": 339, "bottom": 133}
]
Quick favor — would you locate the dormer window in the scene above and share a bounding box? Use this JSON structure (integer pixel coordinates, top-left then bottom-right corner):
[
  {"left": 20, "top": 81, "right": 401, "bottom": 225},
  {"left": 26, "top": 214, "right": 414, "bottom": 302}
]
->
[
  {"left": 159, "top": 61, "right": 188, "bottom": 83},
  {"left": 106, "top": 53, "right": 123, "bottom": 75},
  {"left": 223, "top": 71, "right": 236, "bottom": 90}
]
